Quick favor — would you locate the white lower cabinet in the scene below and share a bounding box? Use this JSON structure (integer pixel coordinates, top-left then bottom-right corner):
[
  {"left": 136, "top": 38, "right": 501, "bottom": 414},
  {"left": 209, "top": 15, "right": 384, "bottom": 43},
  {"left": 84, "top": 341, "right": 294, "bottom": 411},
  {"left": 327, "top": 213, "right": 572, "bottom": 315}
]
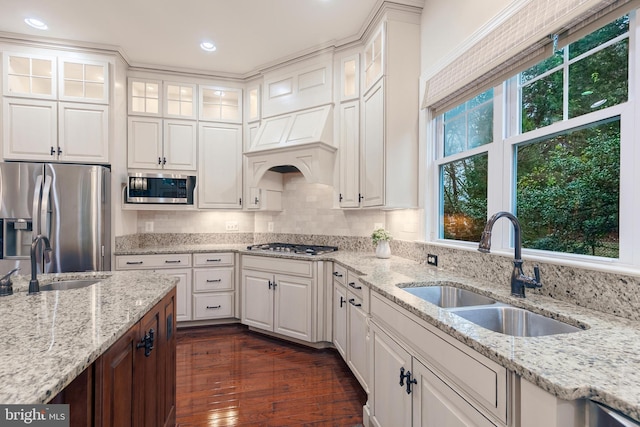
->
[
  {"left": 333, "top": 264, "right": 369, "bottom": 392},
  {"left": 115, "top": 253, "right": 193, "bottom": 322},
  {"left": 241, "top": 255, "right": 315, "bottom": 342},
  {"left": 164, "top": 268, "right": 192, "bottom": 322},
  {"left": 369, "top": 293, "right": 507, "bottom": 427},
  {"left": 192, "top": 252, "right": 235, "bottom": 320}
]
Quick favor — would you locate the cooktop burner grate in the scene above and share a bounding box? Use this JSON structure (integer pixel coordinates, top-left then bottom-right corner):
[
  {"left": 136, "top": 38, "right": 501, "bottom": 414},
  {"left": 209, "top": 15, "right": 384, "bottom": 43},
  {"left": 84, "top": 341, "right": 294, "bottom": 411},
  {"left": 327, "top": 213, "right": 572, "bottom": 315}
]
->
[{"left": 246, "top": 243, "right": 338, "bottom": 256}]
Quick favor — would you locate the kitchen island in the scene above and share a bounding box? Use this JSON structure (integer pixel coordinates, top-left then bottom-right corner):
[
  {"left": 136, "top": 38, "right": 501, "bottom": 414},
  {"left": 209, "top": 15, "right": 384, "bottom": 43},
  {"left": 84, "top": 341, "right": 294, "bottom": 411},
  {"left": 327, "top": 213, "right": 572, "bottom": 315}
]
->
[{"left": 0, "top": 270, "right": 177, "bottom": 408}]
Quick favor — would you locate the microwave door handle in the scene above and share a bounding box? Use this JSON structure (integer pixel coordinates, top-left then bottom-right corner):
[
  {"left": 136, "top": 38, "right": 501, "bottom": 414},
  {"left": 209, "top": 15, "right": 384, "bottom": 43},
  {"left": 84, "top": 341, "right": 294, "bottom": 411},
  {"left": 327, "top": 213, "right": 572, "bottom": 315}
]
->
[
  {"left": 32, "top": 175, "right": 43, "bottom": 239},
  {"left": 40, "top": 175, "right": 52, "bottom": 239}
]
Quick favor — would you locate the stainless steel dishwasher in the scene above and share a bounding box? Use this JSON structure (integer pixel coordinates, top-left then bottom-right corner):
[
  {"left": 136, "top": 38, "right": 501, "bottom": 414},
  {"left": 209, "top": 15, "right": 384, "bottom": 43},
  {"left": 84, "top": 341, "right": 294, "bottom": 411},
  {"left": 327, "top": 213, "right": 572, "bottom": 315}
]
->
[{"left": 590, "top": 402, "right": 640, "bottom": 427}]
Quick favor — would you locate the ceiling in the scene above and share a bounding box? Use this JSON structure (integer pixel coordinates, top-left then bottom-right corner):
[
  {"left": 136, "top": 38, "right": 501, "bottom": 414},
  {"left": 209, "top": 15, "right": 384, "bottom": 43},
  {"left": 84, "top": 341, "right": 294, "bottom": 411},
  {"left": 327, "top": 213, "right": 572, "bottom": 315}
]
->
[{"left": 0, "top": 0, "right": 422, "bottom": 78}]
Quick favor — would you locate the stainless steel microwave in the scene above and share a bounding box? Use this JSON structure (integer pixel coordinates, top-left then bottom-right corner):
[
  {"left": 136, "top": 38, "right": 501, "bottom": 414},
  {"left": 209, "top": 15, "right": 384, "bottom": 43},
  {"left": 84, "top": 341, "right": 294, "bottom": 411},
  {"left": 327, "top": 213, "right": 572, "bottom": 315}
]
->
[{"left": 126, "top": 173, "right": 196, "bottom": 204}]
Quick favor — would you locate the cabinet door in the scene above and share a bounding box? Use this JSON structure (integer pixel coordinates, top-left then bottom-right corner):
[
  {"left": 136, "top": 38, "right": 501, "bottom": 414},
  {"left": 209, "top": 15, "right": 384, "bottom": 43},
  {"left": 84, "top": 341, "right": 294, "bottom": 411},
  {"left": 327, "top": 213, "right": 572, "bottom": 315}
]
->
[
  {"left": 199, "top": 86, "right": 242, "bottom": 123},
  {"left": 241, "top": 269, "right": 274, "bottom": 331},
  {"left": 98, "top": 323, "right": 140, "bottom": 427},
  {"left": 164, "top": 119, "right": 197, "bottom": 170},
  {"left": 58, "top": 102, "right": 109, "bottom": 163},
  {"left": 348, "top": 293, "right": 368, "bottom": 391},
  {"left": 138, "top": 300, "right": 163, "bottom": 427},
  {"left": 198, "top": 123, "right": 243, "bottom": 209},
  {"left": 3, "top": 98, "right": 57, "bottom": 160},
  {"left": 3, "top": 52, "right": 56, "bottom": 99},
  {"left": 364, "top": 24, "right": 384, "bottom": 93},
  {"left": 162, "top": 269, "right": 192, "bottom": 322},
  {"left": 128, "top": 117, "right": 162, "bottom": 169},
  {"left": 339, "top": 101, "right": 360, "bottom": 207},
  {"left": 413, "top": 358, "right": 497, "bottom": 427},
  {"left": 273, "top": 273, "right": 314, "bottom": 341},
  {"left": 361, "top": 80, "right": 385, "bottom": 207},
  {"left": 333, "top": 284, "right": 347, "bottom": 359},
  {"left": 59, "top": 58, "right": 109, "bottom": 104},
  {"left": 370, "top": 324, "right": 411, "bottom": 427},
  {"left": 161, "top": 290, "right": 177, "bottom": 427}
]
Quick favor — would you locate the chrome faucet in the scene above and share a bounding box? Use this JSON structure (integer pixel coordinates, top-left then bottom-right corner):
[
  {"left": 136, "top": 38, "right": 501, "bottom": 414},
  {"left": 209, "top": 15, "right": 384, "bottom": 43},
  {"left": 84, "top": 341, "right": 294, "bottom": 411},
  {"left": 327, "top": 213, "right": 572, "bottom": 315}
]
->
[
  {"left": 478, "top": 212, "right": 542, "bottom": 298},
  {"left": 28, "top": 235, "right": 52, "bottom": 295}
]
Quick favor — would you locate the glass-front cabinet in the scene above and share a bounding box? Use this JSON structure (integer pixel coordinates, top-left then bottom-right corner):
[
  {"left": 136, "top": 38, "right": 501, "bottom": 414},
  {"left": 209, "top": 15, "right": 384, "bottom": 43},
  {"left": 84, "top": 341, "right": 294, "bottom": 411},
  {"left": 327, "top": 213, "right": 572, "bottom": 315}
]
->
[
  {"left": 59, "top": 59, "right": 109, "bottom": 103},
  {"left": 3, "top": 53, "right": 56, "bottom": 99},
  {"left": 129, "top": 79, "right": 161, "bottom": 116},
  {"left": 199, "top": 86, "right": 242, "bottom": 123},
  {"left": 164, "top": 82, "right": 196, "bottom": 119}
]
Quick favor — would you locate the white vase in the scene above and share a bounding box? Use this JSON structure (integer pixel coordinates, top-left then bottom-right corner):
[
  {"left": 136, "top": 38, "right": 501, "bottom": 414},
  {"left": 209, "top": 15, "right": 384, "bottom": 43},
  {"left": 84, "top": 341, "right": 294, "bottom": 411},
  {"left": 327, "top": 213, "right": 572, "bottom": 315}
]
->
[{"left": 375, "top": 240, "right": 391, "bottom": 259}]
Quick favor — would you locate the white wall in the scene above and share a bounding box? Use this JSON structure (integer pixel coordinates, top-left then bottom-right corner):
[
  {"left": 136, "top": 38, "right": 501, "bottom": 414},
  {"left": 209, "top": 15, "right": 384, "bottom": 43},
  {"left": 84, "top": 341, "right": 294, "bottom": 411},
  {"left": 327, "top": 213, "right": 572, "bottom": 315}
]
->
[{"left": 420, "top": 0, "right": 511, "bottom": 75}]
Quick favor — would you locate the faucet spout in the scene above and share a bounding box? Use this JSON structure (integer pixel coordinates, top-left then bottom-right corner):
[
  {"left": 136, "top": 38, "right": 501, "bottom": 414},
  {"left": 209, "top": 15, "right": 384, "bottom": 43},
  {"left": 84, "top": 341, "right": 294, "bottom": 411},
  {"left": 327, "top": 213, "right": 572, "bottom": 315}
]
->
[
  {"left": 28, "top": 235, "right": 52, "bottom": 295},
  {"left": 477, "top": 212, "right": 541, "bottom": 297}
]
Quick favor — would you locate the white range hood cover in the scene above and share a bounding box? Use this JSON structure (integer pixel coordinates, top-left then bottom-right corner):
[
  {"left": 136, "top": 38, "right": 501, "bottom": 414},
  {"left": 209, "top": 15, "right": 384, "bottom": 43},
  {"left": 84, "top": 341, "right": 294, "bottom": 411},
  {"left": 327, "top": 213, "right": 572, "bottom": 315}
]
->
[{"left": 245, "top": 105, "right": 336, "bottom": 186}]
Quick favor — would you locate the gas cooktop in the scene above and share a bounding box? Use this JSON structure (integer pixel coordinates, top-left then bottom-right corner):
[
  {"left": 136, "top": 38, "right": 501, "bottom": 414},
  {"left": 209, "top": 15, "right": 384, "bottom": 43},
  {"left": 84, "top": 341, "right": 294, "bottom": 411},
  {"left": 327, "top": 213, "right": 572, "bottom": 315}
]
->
[{"left": 246, "top": 243, "right": 338, "bottom": 256}]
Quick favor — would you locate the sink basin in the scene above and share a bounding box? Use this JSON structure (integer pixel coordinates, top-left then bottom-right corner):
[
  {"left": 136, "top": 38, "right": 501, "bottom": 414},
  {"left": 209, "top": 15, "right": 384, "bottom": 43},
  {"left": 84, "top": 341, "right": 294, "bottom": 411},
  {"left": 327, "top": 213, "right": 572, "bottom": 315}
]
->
[
  {"left": 39, "top": 279, "right": 101, "bottom": 291},
  {"left": 400, "top": 285, "right": 496, "bottom": 308},
  {"left": 453, "top": 306, "right": 582, "bottom": 337}
]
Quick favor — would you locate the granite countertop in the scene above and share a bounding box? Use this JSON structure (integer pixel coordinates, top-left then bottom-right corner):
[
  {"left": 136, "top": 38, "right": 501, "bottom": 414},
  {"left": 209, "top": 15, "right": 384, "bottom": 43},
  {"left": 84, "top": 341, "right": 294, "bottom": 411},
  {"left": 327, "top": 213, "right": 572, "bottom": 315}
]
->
[
  {"left": 0, "top": 270, "right": 177, "bottom": 404},
  {"left": 115, "top": 245, "right": 640, "bottom": 420}
]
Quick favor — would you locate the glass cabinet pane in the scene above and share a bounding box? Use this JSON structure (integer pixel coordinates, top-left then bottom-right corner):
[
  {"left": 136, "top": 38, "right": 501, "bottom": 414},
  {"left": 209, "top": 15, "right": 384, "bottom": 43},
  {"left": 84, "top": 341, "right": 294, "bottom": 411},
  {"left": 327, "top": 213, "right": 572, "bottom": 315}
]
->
[
  {"left": 6, "top": 55, "right": 53, "bottom": 96},
  {"left": 130, "top": 81, "right": 160, "bottom": 114},
  {"left": 64, "top": 62, "right": 84, "bottom": 80},
  {"left": 200, "top": 87, "right": 241, "bottom": 122}
]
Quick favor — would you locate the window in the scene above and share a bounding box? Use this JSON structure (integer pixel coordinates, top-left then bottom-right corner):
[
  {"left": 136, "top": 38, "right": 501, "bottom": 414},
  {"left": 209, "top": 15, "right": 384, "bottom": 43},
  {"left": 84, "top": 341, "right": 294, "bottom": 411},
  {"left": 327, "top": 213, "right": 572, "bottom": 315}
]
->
[
  {"left": 436, "top": 89, "right": 493, "bottom": 242},
  {"left": 430, "top": 12, "right": 635, "bottom": 266}
]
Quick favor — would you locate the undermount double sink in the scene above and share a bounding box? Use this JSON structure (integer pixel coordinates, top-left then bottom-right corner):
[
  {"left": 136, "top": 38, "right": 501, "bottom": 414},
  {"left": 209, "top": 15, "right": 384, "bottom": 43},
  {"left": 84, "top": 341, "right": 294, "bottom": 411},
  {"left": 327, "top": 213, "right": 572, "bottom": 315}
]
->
[
  {"left": 400, "top": 284, "right": 584, "bottom": 337},
  {"left": 39, "top": 279, "right": 101, "bottom": 292}
]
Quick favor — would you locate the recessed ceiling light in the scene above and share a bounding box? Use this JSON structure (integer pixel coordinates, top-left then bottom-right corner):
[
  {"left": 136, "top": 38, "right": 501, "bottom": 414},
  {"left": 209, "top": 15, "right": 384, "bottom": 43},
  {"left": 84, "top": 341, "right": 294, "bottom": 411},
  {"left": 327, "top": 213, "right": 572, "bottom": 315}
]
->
[
  {"left": 200, "top": 41, "right": 217, "bottom": 52},
  {"left": 24, "top": 18, "right": 48, "bottom": 30}
]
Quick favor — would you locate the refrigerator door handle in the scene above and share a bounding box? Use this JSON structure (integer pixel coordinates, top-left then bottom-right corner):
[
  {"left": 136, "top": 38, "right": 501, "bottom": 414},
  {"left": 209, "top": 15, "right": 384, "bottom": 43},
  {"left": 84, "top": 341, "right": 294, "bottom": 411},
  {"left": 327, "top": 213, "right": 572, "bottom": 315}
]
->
[
  {"left": 32, "top": 175, "right": 43, "bottom": 239},
  {"left": 41, "top": 175, "right": 52, "bottom": 239}
]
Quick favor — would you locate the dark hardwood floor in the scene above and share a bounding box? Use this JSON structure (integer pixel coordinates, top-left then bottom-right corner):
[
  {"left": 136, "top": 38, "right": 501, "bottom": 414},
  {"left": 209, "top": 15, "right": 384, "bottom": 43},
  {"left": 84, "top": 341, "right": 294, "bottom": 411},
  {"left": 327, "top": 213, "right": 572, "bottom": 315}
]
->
[{"left": 176, "top": 324, "right": 367, "bottom": 426}]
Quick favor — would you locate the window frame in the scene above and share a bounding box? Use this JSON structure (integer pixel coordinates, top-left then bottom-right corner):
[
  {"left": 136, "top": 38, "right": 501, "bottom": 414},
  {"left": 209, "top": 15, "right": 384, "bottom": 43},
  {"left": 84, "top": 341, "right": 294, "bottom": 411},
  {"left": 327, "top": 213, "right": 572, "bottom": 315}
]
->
[{"left": 426, "top": 10, "right": 640, "bottom": 272}]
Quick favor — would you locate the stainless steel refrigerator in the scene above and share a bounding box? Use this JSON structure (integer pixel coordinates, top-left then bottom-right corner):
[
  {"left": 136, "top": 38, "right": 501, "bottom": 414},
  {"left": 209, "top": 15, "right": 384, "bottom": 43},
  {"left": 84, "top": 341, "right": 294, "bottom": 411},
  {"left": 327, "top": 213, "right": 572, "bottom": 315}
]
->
[{"left": 0, "top": 162, "right": 111, "bottom": 274}]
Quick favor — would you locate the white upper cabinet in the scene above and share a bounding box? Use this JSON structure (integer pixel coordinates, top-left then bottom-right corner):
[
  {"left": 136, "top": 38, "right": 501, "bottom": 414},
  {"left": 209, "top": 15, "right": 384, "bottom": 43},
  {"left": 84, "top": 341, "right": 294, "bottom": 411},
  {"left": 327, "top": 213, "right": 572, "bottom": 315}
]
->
[
  {"left": 358, "top": 14, "right": 420, "bottom": 209},
  {"left": 2, "top": 50, "right": 110, "bottom": 163},
  {"left": 58, "top": 58, "right": 109, "bottom": 104},
  {"left": 199, "top": 86, "right": 242, "bottom": 123},
  {"left": 127, "top": 117, "right": 197, "bottom": 171},
  {"left": 128, "top": 78, "right": 161, "bottom": 116},
  {"left": 2, "top": 52, "right": 56, "bottom": 99},
  {"left": 198, "top": 123, "right": 243, "bottom": 209},
  {"left": 364, "top": 25, "right": 384, "bottom": 93},
  {"left": 246, "top": 85, "right": 261, "bottom": 123},
  {"left": 341, "top": 54, "right": 360, "bottom": 101},
  {"left": 163, "top": 82, "right": 196, "bottom": 119}
]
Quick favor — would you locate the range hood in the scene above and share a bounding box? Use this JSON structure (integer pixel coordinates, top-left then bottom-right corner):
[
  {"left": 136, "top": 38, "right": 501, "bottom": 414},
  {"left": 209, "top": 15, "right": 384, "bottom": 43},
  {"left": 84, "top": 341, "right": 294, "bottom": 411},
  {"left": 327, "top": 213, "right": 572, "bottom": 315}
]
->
[{"left": 245, "top": 105, "right": 336, "bottom": 186}]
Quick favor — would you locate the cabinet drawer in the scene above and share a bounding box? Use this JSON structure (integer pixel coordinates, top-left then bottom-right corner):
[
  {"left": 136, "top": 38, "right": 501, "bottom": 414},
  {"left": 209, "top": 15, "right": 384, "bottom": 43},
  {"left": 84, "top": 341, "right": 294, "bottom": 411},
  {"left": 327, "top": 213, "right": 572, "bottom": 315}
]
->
[
  {"left": 116, "top": 254, "right": 192, "bottom": 270},
  {"left": 332, "top": 263, "right": 347, "bottom": 285},
  {"left": 371, "top": 293, "right": 507, "bottom": 424},
  {"left": 193, "top": 252, "right": 234, "bottom": 267},
  {"left": 242, "top": 255, "right": 312, "bottom": 277},
  {"left": 193, "top": 268, "right": 234, "bottom": 292},
  {"left": 193, "top": 293, "right": 234, "bottom": 320},
  {"left": 346, "top": 271, "right": 364, "bottom": 298}
]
